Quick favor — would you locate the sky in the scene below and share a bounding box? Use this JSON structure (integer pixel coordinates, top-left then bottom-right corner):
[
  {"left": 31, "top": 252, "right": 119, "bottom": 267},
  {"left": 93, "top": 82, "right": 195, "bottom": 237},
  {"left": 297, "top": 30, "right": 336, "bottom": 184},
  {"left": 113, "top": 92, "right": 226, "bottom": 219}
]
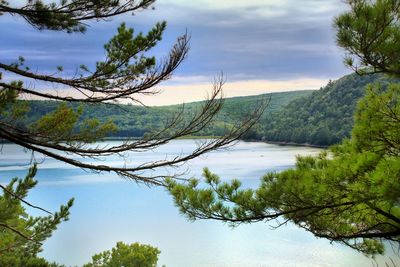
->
[{"left": 0, "top": 0, "right": 351, "bottom": 105}]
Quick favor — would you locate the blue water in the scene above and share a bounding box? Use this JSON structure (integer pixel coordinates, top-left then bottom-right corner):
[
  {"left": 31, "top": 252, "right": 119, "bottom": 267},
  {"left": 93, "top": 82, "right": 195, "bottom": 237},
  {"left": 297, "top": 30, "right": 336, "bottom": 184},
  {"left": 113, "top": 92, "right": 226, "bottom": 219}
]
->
[{"left": 0, "top": 140, "right": 394, "bottom": 266}]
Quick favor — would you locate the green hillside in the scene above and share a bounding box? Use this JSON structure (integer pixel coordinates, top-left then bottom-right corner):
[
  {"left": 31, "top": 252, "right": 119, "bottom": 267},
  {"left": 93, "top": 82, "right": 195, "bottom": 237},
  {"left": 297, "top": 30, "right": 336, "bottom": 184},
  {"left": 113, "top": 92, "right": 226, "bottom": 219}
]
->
[
  {"left": 20, "top": 73, "right": 393, "bottom": 146},
  {"left": 259, "top": 73, "right": 394, "bottom": 146},
  {"left": 23, "top": 90, "right": 313, "bottom": 138}
]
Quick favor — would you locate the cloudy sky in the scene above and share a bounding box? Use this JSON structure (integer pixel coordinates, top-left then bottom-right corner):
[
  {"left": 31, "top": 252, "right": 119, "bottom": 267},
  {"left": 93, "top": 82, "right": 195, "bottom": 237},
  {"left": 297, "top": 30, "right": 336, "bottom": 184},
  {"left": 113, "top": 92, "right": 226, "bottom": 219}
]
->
[{"left": 1, "top": 0, "right": 351, "bottom": 105}]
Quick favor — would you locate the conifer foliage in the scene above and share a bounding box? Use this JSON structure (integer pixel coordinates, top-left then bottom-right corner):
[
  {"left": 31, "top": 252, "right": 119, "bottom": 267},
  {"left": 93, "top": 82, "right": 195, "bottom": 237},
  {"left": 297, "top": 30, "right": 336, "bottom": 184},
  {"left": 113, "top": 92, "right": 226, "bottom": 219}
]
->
[
  {"left": 167, "top": 0, "right": 400, "bottom": 256},
  {"left": 0, "top": 165, "right": 73, "bottom": 266}
]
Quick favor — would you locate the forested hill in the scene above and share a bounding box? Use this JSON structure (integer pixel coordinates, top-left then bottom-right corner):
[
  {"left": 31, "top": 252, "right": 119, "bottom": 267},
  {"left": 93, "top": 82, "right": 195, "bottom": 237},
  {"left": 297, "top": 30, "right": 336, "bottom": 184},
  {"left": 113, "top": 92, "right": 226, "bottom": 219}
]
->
[
  {"left": 22, "top": 90, "right": 313, "bottom": 138},
  {"left": 258, "top": 73, "right": 392, "bottom": 146},
  {"left": 20, "top": 73, "right": 391, "bottom": 146}
]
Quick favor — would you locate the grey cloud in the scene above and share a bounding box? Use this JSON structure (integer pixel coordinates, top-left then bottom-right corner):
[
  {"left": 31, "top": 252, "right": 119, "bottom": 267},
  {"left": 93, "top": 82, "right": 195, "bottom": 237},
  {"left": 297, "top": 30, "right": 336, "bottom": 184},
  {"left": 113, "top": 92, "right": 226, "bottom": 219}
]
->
[
  {"left": 1, "top": 0, "right": 351, "bottom": 86},
  {"left": 128, "top": 0, "right": 350, "bottom": 80}
]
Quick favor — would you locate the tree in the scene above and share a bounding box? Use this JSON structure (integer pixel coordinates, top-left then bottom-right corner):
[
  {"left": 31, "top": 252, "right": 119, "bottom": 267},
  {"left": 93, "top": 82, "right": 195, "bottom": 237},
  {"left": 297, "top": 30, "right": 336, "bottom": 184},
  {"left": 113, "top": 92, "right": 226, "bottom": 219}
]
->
[
  {"left": 166, "top": 0, "right": 400, "bottom": 256},
  {"left": 83, "top": 242, "right": 161, "bottom": 267},
  {"left": 335, "top": 0, "right": 400, "bottom": 76},
  {"left": 0, "top": 165, "right": 72, "bottom": 267},
  {"left": 0, "top": 0, "right": 264, "bottom": 186}
]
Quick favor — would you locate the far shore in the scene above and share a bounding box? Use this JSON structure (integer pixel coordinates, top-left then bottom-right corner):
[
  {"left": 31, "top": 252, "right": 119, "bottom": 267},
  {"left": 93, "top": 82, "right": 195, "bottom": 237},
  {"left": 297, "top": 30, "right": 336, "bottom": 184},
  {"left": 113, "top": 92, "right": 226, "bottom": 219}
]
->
[
  {"left": 1, "top": 137, "right": 329, "bottom": 148},
  {"left": 103, "top": 136, "right": 329, "bottom": 148},
  {"left": 254, "top": 140, "right": 328, "bottom": 149}
]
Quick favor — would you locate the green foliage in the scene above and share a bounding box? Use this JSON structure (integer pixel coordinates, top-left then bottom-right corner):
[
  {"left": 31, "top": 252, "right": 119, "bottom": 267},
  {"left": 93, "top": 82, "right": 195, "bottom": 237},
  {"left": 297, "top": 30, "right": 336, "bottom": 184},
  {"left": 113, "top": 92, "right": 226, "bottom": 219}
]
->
[
  {"left": 0, "top": 165, "right": 73, "bottom": 267},
  {"left": 15, "top": 74, "right": 396, "bottom": 147},
  {"left": 0, "top": 1, "right": 155, "bottom": 33},
  {"left": 30, "top": 103, "right": 117, "bottom": 143},
  {"left": 167, "top": 0, "right": 400, "bottom": 244},
  {"left": 352, "top": 83, "right": 400, "bottom": 155},
  {"left": 19, "top": 90, "right": 313, "bottom": 139},
  {"left": 11, "top": 0, "right": 89, "bottom": 33},
  {"left": 0, "top": 80, "right": 28, "bottom": 120},
  {"left": 335, "top": 0, "right": 400, "bottom": 76},
  {"left": 262, "top": 73, "right": 396, "bottom": 146},
  {"left": 96, "top": 22, "right": 164, "bottom": 81},
  {"left": 83, "top": 242, "right": 161, "bottom": 267},
  {"left": 167, "top": 85, "right": 400, "bottom": 256},
  {"left": 166, "top": 0, "right": 400, "bottom": 250}
]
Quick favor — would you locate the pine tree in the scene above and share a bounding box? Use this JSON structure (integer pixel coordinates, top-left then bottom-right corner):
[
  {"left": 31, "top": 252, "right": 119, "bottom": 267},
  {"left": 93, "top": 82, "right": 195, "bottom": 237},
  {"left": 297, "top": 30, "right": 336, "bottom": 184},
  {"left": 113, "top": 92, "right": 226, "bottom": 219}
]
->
[
  {"left": 0, "top": 165, "right": 72, "bottom": 267},
  {"left": 166, "top": 0, "right": 400, "bottom": 256}
]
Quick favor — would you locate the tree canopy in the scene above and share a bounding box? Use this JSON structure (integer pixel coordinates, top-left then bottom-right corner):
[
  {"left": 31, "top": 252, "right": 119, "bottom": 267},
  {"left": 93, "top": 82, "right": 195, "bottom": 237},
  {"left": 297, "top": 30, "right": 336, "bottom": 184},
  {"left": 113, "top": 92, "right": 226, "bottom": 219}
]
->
[
  {"left": 167, "top": 85, "right": 400, "bottom": 255},
  {"left": 0, "top": 0, "right": 155, "bottom": 33},
  {"left": 0, "top": 165, "right": 73, "bottom": 267},
  {"left": 335, "top": 0, "right": 400, "bottom": 76},
  {"left": 166, "top": 0, "right": 400, "bottom": 256},
  {"left": 83, "top": 242, "right": 160, "bottom": 267},
  {"left": 13, "top": 90, "right": 309, "bottom": 140},
  {"left": 260, "top": 73, "right": 392, "bottom": 146}
]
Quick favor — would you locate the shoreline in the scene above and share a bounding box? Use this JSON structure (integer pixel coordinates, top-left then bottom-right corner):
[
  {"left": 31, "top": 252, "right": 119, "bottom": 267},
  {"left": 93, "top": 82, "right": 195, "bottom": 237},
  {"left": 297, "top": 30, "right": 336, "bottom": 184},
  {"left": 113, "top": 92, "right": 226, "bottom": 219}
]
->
[
  {"left": 1, "top": 137, "right": 330, "bottom": 148},
  {"left": 103, "top": 136, "right": 330, "bottom": 148},
  {"left": 238, "top": 138, "right": 328, "bottom": 148},
  {"left": 256, "top": 140, "right": 328, "bottom": 149}
]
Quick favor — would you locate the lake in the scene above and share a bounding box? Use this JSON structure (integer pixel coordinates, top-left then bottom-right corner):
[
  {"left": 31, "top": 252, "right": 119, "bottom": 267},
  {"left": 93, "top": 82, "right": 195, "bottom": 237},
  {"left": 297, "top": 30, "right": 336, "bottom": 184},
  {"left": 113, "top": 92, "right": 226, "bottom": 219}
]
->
[{"left": 0, "top": 140, "right": 392, "bottom": 266}]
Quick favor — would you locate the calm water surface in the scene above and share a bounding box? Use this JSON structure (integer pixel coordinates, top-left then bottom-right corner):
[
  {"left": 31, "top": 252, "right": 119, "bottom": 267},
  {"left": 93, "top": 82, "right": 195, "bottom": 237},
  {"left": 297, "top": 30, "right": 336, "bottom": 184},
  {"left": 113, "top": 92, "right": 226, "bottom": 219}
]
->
[{"left": 0, "top": 140, "right": 393, "bottom": 266}]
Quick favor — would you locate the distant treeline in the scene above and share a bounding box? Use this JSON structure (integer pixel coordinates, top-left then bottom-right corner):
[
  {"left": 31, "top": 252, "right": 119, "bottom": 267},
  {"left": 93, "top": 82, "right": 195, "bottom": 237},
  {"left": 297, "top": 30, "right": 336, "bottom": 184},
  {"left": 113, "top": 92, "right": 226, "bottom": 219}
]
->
[
  {"left": 19, "top": 73, "right": 393, "bottom": 146},
  {"left": 21, "top": 90, "right": 312, "bottom": 139}
]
